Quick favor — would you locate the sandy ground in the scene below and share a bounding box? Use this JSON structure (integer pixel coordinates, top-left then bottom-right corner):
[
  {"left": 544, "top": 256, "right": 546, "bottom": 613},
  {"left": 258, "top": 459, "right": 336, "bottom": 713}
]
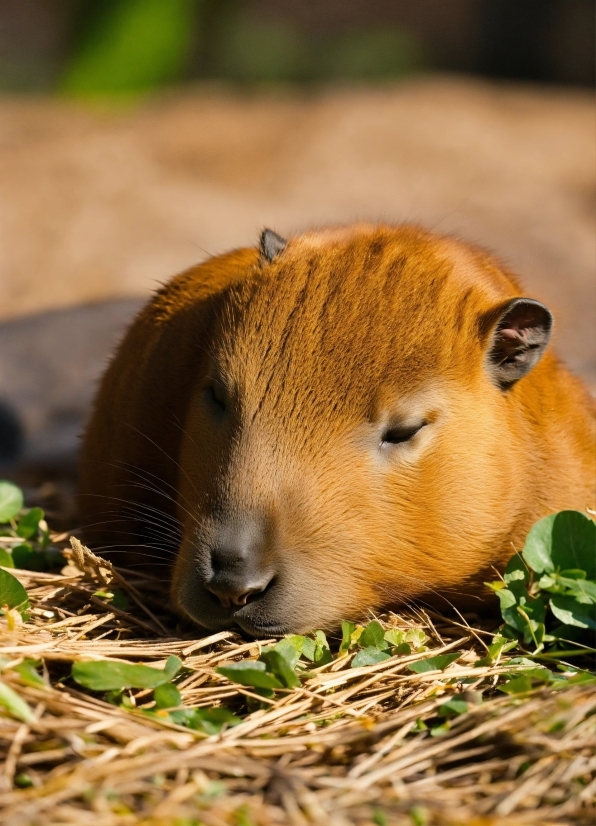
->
[{"left": 0, "top": 75, "right": 594, "bottom": 474}]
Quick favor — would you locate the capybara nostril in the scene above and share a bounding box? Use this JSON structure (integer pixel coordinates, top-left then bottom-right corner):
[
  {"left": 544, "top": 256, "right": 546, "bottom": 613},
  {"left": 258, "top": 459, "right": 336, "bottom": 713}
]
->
[{"left": 207, "top": 580, "right": 271, "bottom": 610}]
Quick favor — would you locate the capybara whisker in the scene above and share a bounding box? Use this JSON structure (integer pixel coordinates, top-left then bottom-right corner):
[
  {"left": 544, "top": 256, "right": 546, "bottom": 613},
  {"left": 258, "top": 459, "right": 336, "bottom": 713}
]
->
[
  {"left": 79, "top": 491, "right": 190, "bottom": 531},
  {"left": 84, "top": 439, "right": 205, "bottom": 525},
  {"left": 109, "top": 480, "right": 205, "bottom": 530},
  {"left": 123, "top": 422, "right": 201, "bottom": 499},
  {"left": 79, "top": 525, "right": 179, "bottom": 555},
  {"left": 115, "top": 491, "right": 184, "bottom": 525},
  {"left": 89, "top": 544, "right": 178, "bottom": 562},
  {"left": 80, "top": 224, "right": 595, "bottom": 635},
  {"left": 110, "top": 458, "right": 201, "bottom": 514}
]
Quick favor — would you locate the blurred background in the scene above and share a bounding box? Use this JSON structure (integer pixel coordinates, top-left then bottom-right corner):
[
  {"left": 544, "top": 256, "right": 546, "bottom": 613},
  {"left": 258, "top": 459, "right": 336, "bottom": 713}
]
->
[
  {"left": 1, "top": 0, "right": 594, "bottom": 92},
  {"left": 0, "top": 0, "right": 594, "bottom": 514}
]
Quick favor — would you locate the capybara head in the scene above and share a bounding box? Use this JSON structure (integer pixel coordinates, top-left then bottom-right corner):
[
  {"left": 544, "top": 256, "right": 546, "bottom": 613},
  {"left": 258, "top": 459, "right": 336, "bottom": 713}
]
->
[{"left": 80, "top": 225, "right": 595, "bottom": 635}]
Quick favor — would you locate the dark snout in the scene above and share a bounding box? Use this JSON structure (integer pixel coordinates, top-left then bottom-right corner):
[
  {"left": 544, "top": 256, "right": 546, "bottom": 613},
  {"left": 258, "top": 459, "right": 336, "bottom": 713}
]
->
[
  {"left": 205, "top": 517, "right": 275, "bottom": 610},
  {"left": 176, "top": 512, "right": 303, "bottom": 635}
]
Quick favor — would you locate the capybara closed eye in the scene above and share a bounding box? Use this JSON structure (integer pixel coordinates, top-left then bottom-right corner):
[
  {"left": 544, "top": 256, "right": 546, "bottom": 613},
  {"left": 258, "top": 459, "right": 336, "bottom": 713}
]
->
[{"left": 79, "top": 224, "right": 595, "bottom": 635}]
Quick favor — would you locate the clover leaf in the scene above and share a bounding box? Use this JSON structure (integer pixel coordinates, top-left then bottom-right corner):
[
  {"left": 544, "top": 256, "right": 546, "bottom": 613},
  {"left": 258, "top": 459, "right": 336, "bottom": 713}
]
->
[{"left": 72, "top": 655, "right": 181, "bottom": 691}]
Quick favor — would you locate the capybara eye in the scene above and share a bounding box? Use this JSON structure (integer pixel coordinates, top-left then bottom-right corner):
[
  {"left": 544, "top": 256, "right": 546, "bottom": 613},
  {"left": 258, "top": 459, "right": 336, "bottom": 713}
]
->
[
  {"left": 381, "top": 423, "right": 424, "bottom": 446},
  {"left": 206, "top": 383, "right": 226, "bottom": 415}
]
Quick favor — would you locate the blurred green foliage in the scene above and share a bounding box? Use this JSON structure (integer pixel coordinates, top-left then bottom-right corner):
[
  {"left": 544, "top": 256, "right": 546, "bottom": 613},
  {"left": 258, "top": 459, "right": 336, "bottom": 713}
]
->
[
  {"left": 62, "top": 0, "right": 199, "bottom": 96},
  {"left": 60, "top": 0, "right": 424, "bottom": 97},
  {"left": 213, "top": 15, "right": 423, "bottom": 84}
]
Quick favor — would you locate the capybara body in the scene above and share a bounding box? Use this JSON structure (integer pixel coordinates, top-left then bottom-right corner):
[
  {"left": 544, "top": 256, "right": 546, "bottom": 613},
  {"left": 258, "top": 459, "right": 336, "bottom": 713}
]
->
[{"left": 80, "top": 225, "right": 595, "bottom": 635}]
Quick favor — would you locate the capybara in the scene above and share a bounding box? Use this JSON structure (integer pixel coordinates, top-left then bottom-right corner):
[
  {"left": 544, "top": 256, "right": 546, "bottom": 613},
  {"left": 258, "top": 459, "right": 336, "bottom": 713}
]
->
[{"left": 79, "top": 224, "right": 596, "bottom": 635}]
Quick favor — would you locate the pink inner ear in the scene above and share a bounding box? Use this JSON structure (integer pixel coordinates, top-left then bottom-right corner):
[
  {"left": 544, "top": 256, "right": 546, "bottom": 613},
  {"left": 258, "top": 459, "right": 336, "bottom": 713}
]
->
[
  {"left": 486, "top": 298, "right": 552, "bottom": 385},
  {"left": 494, "top": 327, "right": 524, "bottom": 362},
  {"left": 496, "top": 323, "right": 545, "bottom": 360}
]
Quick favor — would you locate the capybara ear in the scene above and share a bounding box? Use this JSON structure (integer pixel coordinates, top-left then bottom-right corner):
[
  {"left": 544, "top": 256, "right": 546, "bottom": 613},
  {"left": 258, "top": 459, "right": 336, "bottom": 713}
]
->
[
  {"left": 259, "top": 228, "right": 287, "bottom": 263},
  {"left": 485, "top": 298, "right": 553, "bottom": 388}
]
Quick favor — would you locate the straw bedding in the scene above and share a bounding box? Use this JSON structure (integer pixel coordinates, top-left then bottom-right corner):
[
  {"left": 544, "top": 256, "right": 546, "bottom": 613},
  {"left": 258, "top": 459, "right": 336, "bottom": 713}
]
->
[{"left": 0, "top": 537, "right": 594, "bottom": 826}]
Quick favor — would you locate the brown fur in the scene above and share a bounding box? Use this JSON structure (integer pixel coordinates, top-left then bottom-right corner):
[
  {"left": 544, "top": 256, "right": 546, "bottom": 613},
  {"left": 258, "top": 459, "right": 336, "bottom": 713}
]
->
[{"left": 79, "top": 225, "right": 595, "bottom": 634}]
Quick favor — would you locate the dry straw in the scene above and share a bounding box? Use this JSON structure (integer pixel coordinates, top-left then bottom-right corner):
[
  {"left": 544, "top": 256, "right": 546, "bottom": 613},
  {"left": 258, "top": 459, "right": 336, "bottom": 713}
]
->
[{"left": 0, "top": 537, "right": 593, "bottom": 826}]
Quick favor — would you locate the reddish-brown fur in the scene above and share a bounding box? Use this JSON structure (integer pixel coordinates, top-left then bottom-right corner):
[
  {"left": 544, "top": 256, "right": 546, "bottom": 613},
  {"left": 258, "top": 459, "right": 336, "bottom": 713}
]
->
[{"left": 80, "top": 225, "right": 595, "bottom": 634}]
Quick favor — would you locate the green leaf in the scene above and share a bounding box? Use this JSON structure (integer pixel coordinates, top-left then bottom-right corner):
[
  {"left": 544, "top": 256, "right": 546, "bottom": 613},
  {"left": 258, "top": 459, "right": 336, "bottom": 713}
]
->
[
  {"left": 557, "top": 569, "right": 589, "bottom": 579},
  {"left": 350, "top": 626, "right": 364, "bottom": 646},
  {"left": 340, "top": 621, "right": 356, "bottom": 652},
  {"left": 551, "top": 511, "right": 595, "bottom": 579},
  {"left": 153, "top": 682, "right": 181, "bottom": 709},
  {"left": 313, "top": 630, "right": 333, "bottom": 665},
  {"left": 556, "top": 577, "right": 596, "bottom": 604},
  {"left": 500, "top": 675, "right": 533, "bottom": 694},
  {"left": 496, "top": 587, "right": 517, "bottom": 611},
  {"left": 499, "top": 588, "right": 546, "bottom": 639},
  {"left": 13, "top": 660, "right": 48, "bottom": 690},
  {"left": 566, "top": 671, "right": 596, "bottom": 686},
  {"left": 537, "top": 574, "right": 558, "bottom": 590},
  {"left": 72, "top": 655, "right": 181, "bottom": 691},
  {"left": 0, "top": 568, "right": 30, "bottom": 617},
  {"left": 301, "top": 637, "right": 316, "bottom": 661},
  {"left": 523, "top": 511, "right": 595, "bottom": 578},
  {"left": 550, "top": 595, "right": 596, "bottom": 629},
  {"left": 359, "top": 620, "right": 387, "bottom": 649},
  {"left": 273, "top": 637, "right": 302, "bottom": 671},
  {"left": 12, "top": 544, "right": 46, "bottom": 572},
  {"left": 407, "top": 653, "right": 461, "bottom": 673},
  {"left": 299, "top": 631, "right": 334, "bottom": 664},
  {"left": 503, "top": 555, "right": 529, "bottom": 599},
  {"left": 216, "top": 660, "right": 283, "bottom": 690},
  {"left": 0, "top": 549, "right": 14, "bottom": 568},
  {"left": 281, "top": 635, "right": 306, "bottom": 652},
  {"left": 259, "top": 650, "right": 300, "bottom": 688},
  {"left": 190, "top": 706, "right": 241, "bottom": 735},
  {"left": 351, "top": 647, "right": 391, "bottom": 668},
  {"left": 404, "top": 628, "right": 427, "bottom": 649},
  {"left": 383, "top": 628, "right": 405, "bottom": 646},
  {"left": 489, "top": 635, "right": 518, "bottom": 658},
  {"left": 392, "top": 643, "right": 411, "bottom": 656},
  {"left": 314, "top": 630, "right": 329, "bottom": 647},
  {"left": 438, "top": 697, "right": 468, "bottom": 716},
  {"left": 0, "top": 481, "right": 23, "bottom": 522},
  {"left": 522, "top": 514, "right": 557, "bottom": 574},
  {"left": 507, "top": 660, "right": 553, "bottom": 681},
  {"left": 0, "top": 679, "right": 35, "bottom": 722},
  {"left": 16, "top": 508, "right": 44, "bottom": 540}
]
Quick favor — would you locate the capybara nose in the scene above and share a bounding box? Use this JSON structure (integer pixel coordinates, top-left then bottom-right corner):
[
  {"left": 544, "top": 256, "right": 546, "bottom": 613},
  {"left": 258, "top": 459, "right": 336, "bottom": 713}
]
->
[
  {"left": 207, "top": 524, "right": 274, "bottom": 609},
  {"left": 207, "top": 576, "right": 270, "bottom": 609},
  {"left": 207, "top": 557, "right": 273, "bottom": 609}
]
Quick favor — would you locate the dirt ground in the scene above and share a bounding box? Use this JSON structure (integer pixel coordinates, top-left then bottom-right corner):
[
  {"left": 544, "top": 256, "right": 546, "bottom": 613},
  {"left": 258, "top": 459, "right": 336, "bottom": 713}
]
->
[{"left": 0, "top": 75, "right": 594, "bottom": 472}]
